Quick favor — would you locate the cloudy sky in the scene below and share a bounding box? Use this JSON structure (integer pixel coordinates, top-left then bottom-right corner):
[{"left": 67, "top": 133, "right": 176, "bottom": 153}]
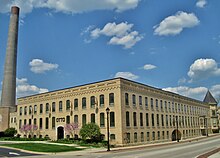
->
[{"left": 0, "top": 0, "right": 220, "bottom": 102}]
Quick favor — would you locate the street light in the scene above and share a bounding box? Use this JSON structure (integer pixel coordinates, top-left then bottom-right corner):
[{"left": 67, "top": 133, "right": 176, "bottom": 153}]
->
[{"left": 106, "top": 107, "right": 110, "bottom": 151}]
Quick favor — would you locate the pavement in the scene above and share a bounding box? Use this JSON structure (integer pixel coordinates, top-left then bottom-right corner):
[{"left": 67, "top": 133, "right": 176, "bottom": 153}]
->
[{"left": 0, "top": 134, "right": 220, "bottom": 158}]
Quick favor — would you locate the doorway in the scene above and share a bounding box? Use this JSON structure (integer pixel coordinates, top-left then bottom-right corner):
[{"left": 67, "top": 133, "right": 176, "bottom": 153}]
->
[{"left": 57, "top": 126, "right": 64, "bottom": 140}]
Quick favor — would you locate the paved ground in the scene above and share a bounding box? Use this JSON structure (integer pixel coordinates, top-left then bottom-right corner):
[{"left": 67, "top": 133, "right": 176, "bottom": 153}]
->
[{"left": 0, "top": 134, "right": 220, "bottom": 158}]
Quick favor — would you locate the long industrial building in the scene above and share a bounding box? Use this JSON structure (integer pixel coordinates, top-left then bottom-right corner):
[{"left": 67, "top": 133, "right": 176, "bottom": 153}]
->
[{"left": 9, "top": 78, "right": 215, "bottom": 146}]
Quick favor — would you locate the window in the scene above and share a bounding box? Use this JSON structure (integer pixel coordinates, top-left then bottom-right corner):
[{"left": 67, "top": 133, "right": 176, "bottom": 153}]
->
[
  {"left": 39, "top": 118, "right": 43, "bottom": 129},
  {"left": 82, "top": 114, "right": 86, "bottom": 126},
  {"left": 24, "top": 106, "right": 27, "bottom": 115},
  {"left": 19, "top": 107, "right": 22, "bottom": 115},
  {"left": 161, "top": 114, "right": 164, "bottom": 127},
  {"left": 125, "top": 93, "right": 129, "bottom": 105},
  {"left": 24, "top": 119, "right": 27, "bottom": 125},
  {"left": 100, "top": 95, "right": 104, "bottom": 107},
  {"left": 156, "top": 99, "right": 158, "bottom": 110},
  {"left": 157, "top": 114, "right": 159, "bottom": 126},
  {"left": 146, "top": 113, "right": 149, "bottom": 126},
  {"left": 46, "top": 103, "right": 49, "bottom": 113},
  {"left": 74, "top": 99, "right": 78, "bottom": 110},
  {"left": 59, "top": 101, "right": 63, "bottom": 112},
  {"left": 74, "top": 115, "right": 78, "bottom": 124},
  {"left": 109, "top": 93, "right": 114, "bottom": 106},
  {"left": 151, "top": 98, "right": 154, "bottom": 109},
  {"left": 52, "top": 102, "right": 56, "bottom": 112},
  {"left": 66, "top": 100, "right": 70, "bottom": 111},
  {"left": 158, "top": 131, "right": 160, "bottom": 140},
  {"left": 66, "top": 115, "right": 70, "bottom": 124},
  {"left": 91, "top": 113, "right": 95, "bottom": 123},
  {"left": 90, "top": 96, "right": 95, "bottom": 108},
  {"left": 45, "top": 117, "right": 49, "bottom": 129},
  {"left": 134, "top": 132, "right": 137, "bottom": 142},
  {"left": 160, "top": 100, "right": 163, "bottom": 111},
  {"left": 152, "top": 131, "right": 155, "bottom": 141},
  {"left": 126, "top": 112, "right": 130, "bottom": 127},
  {"left": 29, "top": 106, "right": 32, "bottom": 115},
  {"left": 164, "top": 101, "right": 167, "bottom": 111},
  {"left": 140, "top": 113, "right": 143, "bottom": 127},
  {"left": 29, "top": 119, "right": 31, "bottom": 125},
  {"left": 132, "top": 94, "right": 136, "bottom": 105},
  {"left": 139, "top": 96, "right": 142, "bottom": 106},
  {"left": 34, "top": 118, "right": 37, "bottom": 125},
  {"left": 110, "top": 112, "right": 115, "bottom": 127},
  {"left": 147, "top": 132, "right": 150, "bottom": 141},
  {"left": 82, "top": 97, "right": 86, "bottom": 109},
  {"left": 40, "top": 104, "right": 43, "bottom": 114},
  {"left": 166, "top": 115, "right": 168, "bottom": 126},
  {"left": 100, "top": 113, "right": 105, "bottom": 127},
  {"left": 19, "top": 120, "right": 22, "bottom": 129},
  {"left": 145, "top": 97, "right": 148, "bottom": 108},
  {"left": 34, "top": 105, "right": 37, "bottom": 114},
  {"left": 167, "top": 131, "right": 169, "bottom": 139},
  {"left": 52, "top": 117, "right": 55, "bottom": 129},
  {"left": 133, "top": 112, "right": 137, "bottom": 127},
  {"left": 110, "top": 134, "right": 116, "bottom": 140},
  {"left": 152, "top": 114, "right": 154, "bottom": 127},
  {"left": 126, "top": 133, "right": 130, "bottom": 143},
  {"left": 141, "top": 132, "right": 144, "bottom": 142}
]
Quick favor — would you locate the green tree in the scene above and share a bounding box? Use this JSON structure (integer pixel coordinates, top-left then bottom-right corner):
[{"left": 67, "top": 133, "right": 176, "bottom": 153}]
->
[
  {"left": 4, "top": 128, "right": 17, "bottom": 137},
  {"left": 79, "top": 123, "right": 101, "bottom": 140}
]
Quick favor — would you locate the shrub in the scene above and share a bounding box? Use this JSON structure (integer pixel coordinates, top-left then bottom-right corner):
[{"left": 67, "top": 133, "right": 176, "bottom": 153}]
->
[
  {"left": 4, "top": 128, "right": 17, "bottom": 137},
  {"left": 79, "top": 123, "right": 101, "bottom": 141}
]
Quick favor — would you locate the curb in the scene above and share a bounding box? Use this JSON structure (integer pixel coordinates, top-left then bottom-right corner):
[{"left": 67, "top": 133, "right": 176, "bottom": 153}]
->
[{"left": 197, "top": 148, "right": 220, "bottom": 158}]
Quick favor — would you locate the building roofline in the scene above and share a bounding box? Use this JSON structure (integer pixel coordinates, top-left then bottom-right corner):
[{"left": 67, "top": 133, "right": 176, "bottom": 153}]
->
[{"left": 17, "top": 77, "right": 207, "bottom": 105}]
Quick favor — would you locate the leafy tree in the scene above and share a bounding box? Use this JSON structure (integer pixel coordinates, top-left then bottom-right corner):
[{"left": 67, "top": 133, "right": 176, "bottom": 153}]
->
[
  {"left": 4, "top": 128, "right": 17, "bottom": 137},
  {"left": 79, "top": 123, "right": 101, "bottom": 140},
  {"left": 20, "top": 124, "right": 38, "bottom": 137}
]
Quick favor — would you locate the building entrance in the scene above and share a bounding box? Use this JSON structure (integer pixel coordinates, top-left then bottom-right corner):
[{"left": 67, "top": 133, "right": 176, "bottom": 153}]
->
[
  {"left": 57, "top": 126, "right": 64, "bottom": 140},
  {"left": 172, "top": 129, "right": 181, "bottom": 141}
]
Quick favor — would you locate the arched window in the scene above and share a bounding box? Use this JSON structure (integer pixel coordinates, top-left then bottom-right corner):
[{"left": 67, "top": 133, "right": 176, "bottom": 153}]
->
[
  {"left": 19, "top": 107, "right": 22, "bottom": 115},
  {"left": 74, "top": 99, "right": 78, "bottom": 110},
  {"left": 66, "top": 115, "right": 70, "bottom": 124},
  {"left": 45, "top": 117, "right": 49, "bottom": 129},
  {"left": 133, "top": 112, "right": 137, "bottom": 127},
  {"left": 100, "top": 95, "right": 104, "bottom": 107},
  {"left": 52, "top": 102, "right": 56, "bottom": 112},
  {"left": 110, "top": 112, "right": 115, "bottom": 127},
  {"left": 34, "top": 105, "right": 37, "bottom": 114},
  {"left": 132, "top": 94, "right": 136, "bottom": 105},
  {"left": 90, "top": 96, "right": 95, "bottom": 108},
  {"left": 52, "top": 117, "right": 55, "bottom": 129},
  {"left": 82, "top": 114, "right": 86, "bottom": 126},
  {"left": 125, "top": 93, "right": 129, "bottom": 105},
  {"left": 140, "top": 113, "right": 143, "bottom": 126},
  {"left": 66, "top": 100, "right": 70, "bottom": 111},
  {"left": 24, "top": 106, "right": 27, "bottom": 115},
  {"left": 29, "top": 106, "right": 32, "bottom": 115},
  {"left": 59, "top": 101, "right": 63, "bottom": 112},
  {"left": 126, "top": 111, "right": 130, "bottom": 127},
  {"left": 91, "top": 113, "right": 95, "bottom": 123},
  {"left": 46, "top": 103, "right": 49, "bottom": 113},
  {"left": 82, "top": 97, "right": 86, "bottom": 109},
  {"left": 109, "top": 93, "right": 114, "bottom": 106},
  {"left": 134, "top": 132, "right": 137, "bottom": 142},
  {"left": 100, "top": 113, "right": 105, "bottom": 127}
]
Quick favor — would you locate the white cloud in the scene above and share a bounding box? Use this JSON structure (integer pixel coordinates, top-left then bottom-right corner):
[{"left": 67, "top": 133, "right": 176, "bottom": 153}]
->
[
  {"left": 143, "top": 64, "right": 157, "bottom": 70},
  {"left": 0, "top": 0, "right": 140, "bottom": 14},
  {"left": 154, "top": 11, "right": 200, "bottom": 36},
  {"left": 29, "top": 59, "right": 58, "bottom": 74},
  {"left": 16, "top": 78, "right": 48, "bottom": 98},
  {"left": 90, "top": 22, "right": 143, "bottom": 49},
  {"left": 114, "top": 72, "right": 139, "bottom": 80},
  {"left": 196, "top": 0, "right": 207, "bottom": 8},
  {"left": 163, "top": 86, "right": 207, "bottom": 101},
  {"left": 188, "top": 58, "right": 220, "bottom": 81}
]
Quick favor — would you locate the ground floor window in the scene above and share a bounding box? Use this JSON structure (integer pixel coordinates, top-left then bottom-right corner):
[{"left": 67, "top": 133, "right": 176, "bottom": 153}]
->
[{"left": 134, "top": 132, "right": 137, "bottom": 142}]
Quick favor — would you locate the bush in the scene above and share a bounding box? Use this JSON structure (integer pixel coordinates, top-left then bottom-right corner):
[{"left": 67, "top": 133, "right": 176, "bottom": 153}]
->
[
  {"left": 79, "top": 123, "right": 101, "bottom": 141},
  {"left": 4, "top": 128, "right": 17, "bottom": 137}
]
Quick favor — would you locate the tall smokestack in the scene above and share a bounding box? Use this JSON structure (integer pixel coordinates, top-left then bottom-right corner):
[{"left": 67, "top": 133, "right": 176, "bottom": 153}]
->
[{"left": 1, "top": 6, "right": 19, "bottom": 108}]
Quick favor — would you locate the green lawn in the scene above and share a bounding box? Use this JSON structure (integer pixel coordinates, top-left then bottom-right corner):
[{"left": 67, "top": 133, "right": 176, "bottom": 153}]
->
[{"left": 0, "top": 143, "right": 84, "bottom": 153}]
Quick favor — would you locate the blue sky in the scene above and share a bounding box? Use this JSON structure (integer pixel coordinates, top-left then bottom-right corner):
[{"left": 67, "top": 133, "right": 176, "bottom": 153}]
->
[{"left": 0, "top": 0, "right": 220, "bottom": 102}]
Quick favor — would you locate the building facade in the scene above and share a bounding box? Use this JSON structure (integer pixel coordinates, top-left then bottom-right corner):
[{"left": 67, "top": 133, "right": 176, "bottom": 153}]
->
[{"left": 10, "top": 78, "right": 212, "bottom": 146}]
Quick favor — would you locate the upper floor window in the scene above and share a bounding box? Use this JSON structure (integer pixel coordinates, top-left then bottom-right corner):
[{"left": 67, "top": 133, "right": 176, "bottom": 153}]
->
[
  {"left": 145, "top": 97, "right": 148, "bottom": 108},
  {"left": 34, "top": 105, "right": 37, "bottom": 114},
  {"left": 74, "top": 99, "right": 78, "bottom": 110},
  {"left": 164, "top": 101, "right": 167, "bottom": 111},
  {"left": 100, "top": 95, "right": 104, "bottom": 107},
  {"left": 29, "top": 106, "right": 32, "bottom": 115},
  {"left": 132, "top": 94, "right": 136, "bottom": 105},
  {"left": 46, "top": 103, "right": 49, "bottom": 113},
  {"left": 66, "top": 100, "right": 70, "bottom": 111},
  {"left": 126, "top": 111, "right": 130, "bottom": 127},
  {"left": 156, "top": 99, "right": 158, "bottom": 109},
  {"left": 91, "top": 113, "right": 95, "bottom": 123},
  {"left": 140, "top": 113, "right": 143, "bottom": 126},
  {"left": 125, "top": 93, "right": 129, "bottom": 105},
  {"left": 109, "top": 93, "right": 114, "bottom": 106},
  {"left": 133, "top": 112, "right": 137, "bottom": 127},
  {"left": 19, "top": 107, "right": 22, "bottom": 115},
  {"left": 24, "top": 106, "right": 27, "bottom": 115},
  {"left": 100, "top": 113, "right": 105, "bottom": 127},
  {"left": 52, "top": 102, "right": 56, "bottom": 112},
  {"left": 160, "top": 100, "right": 163, "bottom": 110},
  {"left": 151, "top": 98, "right": 154, "bottom": 109},
  {"left": 82, "top": 114, "right": 86, "bottom": 126},
  {"left": 40, "top": 104, "right": 43, "bottom": 114},
  {"left": 139, "top": 96, "right": 142, "bottom": 106},
  {"left": 66, "top": 115, "right": 70, "bottom": 124},
  {"left": 74, "top": 115, "right": 78, "bottom": 124},
  {"left": 59, "top": 101, "right": 63, "bottom": 112},
  {"left": 82, "top": 97, "right": 86, "bottom": 109},
  {"left": 90, "top": 96, "right": 95, "bottom": 108}
]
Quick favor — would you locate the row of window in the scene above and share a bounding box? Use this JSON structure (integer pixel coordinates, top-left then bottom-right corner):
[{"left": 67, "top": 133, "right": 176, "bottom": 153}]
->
[
  {"left": 19, "top": 93, "right": 115, "bottom": 115},
  {"left": 18, "top": 112, "right": 116, "bottom": 130},
  {"left": 125, "top": 129, "right": 200, "bottom": 143},
  {"left": 125, "top": 112, "right": 206, "bottom": 128},
  {"left": 125, "top": 93, "right": 208, "bottom": 115}
]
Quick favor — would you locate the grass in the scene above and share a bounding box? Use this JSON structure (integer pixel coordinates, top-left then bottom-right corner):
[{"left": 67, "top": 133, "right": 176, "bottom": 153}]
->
[{"left": 0, "top": 143, "right": 84, "bottom": 153}]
